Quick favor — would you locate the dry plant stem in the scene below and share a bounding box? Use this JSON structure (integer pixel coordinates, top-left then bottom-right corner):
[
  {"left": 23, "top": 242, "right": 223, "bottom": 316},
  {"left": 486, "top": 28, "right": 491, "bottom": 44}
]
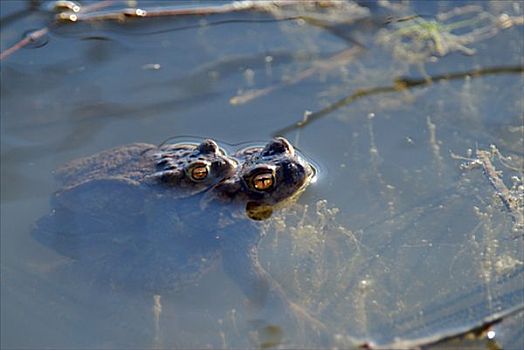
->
[
  {"left": 80, "top": 0, "right": 117, "bottom": 13},
  {"left": 476, "top": 150, "right": 524, "bottom": 230},
  {"left": 1, "top": 0, "right": 339, "bottom": 60},
  {"left": 231, "top": 46, "right": 364, "bottom": 105},
  {"left": 0, "top": 0, "right": 117, "bottom": 61},
  {"left": 56, "top": 0, "right": 341, "bottom": 22},
  {"left": 273, "top": 65, "right": 524, "bottom": 136},
  {"left": 0, "top": 27, "right": 49, "bottom": 61}
]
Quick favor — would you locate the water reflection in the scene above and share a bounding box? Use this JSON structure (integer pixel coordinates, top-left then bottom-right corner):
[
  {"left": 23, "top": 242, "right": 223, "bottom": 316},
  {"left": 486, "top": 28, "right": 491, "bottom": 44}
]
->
[{"left": 1, "top": 0, "right": 523, "bottom": 349}]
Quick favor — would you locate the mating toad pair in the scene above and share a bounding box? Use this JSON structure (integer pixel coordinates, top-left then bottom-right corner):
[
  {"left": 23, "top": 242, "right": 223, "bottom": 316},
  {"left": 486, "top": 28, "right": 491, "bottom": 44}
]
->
[
  {"left": 34, "top": 137, "right": 316, "bottom": 311},
  {"left": 53, "top": 137, "right": 315, "bottom": 221}
]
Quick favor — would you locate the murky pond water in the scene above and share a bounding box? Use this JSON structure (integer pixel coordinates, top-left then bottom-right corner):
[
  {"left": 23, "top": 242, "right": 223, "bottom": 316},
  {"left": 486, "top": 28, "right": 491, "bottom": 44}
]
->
[{"left": 1, "top": 1, "right": 523, "bottom": 349}]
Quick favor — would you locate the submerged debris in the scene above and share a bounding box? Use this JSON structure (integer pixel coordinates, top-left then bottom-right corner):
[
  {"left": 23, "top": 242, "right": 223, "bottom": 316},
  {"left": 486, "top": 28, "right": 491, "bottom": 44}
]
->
[
  {"left": 377, "top": 5, "right": 521, "bottom": 62},
  {"left": 452, "top": 145, "right": 524, "bottom": 233}
]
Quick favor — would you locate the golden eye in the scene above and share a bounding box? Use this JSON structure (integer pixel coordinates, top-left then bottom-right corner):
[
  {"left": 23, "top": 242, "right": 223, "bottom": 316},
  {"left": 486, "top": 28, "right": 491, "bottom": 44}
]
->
[
  {"left": 252, "top": 173, "right": 274, "bottom": 191},
  {"left": 190, "top": 165, "right": 209, "bottom": 181}
]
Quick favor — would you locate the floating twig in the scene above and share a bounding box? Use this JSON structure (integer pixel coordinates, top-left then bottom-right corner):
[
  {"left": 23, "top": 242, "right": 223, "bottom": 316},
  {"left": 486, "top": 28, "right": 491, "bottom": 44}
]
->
[
  {"left": 0, "top": 27, "right": 49, "bottom": 61},
  {"left": 0, "top": 0, "right": 117, "bottom": 60},
  {"left": 54, "top": 0, "right": 344, "bottom": 23},
  {"left": 0, "top": 0, "right": 356, "bottom": 60},
  {"left": 273, "top": 65, "right": 523, "bottom": 136}
]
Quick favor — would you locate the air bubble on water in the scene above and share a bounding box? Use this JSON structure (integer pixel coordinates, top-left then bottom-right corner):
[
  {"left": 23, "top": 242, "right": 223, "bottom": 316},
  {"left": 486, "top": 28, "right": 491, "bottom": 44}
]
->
[{"left": 142, "top": 63, "right": 161, "bottom": 70}]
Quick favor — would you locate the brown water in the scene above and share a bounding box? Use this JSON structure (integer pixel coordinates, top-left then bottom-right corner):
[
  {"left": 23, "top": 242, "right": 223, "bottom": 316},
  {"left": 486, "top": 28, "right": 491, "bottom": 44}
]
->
[{"left": 1, "top": 1, "right": 523, "bottom": 349}]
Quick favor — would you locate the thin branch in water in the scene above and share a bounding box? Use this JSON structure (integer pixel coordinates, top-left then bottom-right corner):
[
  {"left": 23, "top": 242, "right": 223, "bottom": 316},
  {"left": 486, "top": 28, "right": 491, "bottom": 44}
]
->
[
  {"left": 0, "top": 27, "right": 49, "bottom": 60},
  {"left": 1, "top": 0, "right": 349, "bottom": 60},
  {"left": 54, "top": 0, "right": 343, "bottom": 23},
  {"left": 0, "top": 0, "right": 117, "bottom": 60},
  {"left": 273, "top": 65, "right": 524, "bottom": 136}
]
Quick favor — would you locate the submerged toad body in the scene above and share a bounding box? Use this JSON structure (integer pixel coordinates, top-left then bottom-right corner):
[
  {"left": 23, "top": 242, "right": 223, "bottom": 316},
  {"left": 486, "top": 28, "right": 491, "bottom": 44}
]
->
[{"left": 33, "top": 137, "right": 315, "bottom": 309}]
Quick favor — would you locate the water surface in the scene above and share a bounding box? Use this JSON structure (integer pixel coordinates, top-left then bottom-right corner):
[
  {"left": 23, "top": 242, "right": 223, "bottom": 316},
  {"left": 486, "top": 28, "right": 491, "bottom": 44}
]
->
[{"left": 1, "top": 1, "right": 523, "bottom": 349}]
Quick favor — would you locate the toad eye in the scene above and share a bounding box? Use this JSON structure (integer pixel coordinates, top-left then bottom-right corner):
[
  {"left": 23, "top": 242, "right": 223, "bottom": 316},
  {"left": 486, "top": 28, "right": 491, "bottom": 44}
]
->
[
  {"left": 189, "top": 163, "right": 209, "bottom": 181},
  {"left": 252, "top": 172, "right": 274, "bottom": 191}
]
